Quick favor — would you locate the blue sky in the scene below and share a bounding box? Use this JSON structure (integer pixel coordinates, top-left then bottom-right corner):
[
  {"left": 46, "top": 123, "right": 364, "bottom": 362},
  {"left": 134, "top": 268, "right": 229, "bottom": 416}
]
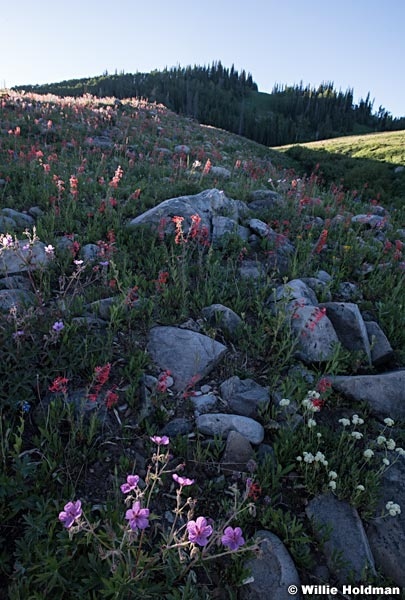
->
[{"left": 1, "top": 0, "right": 404, "bottom": 117}]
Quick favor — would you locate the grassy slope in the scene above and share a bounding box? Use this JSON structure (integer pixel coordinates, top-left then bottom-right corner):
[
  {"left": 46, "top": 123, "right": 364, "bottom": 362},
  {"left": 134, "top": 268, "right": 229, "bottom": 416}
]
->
[{"left": 275, "top": 129, "right": 405, "bottom": 165}]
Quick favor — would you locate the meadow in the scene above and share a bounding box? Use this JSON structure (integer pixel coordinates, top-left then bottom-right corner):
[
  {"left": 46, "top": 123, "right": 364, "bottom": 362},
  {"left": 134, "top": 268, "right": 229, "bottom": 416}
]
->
[{"left": 0, "top": 90, "right": 404, "bottom": 598}]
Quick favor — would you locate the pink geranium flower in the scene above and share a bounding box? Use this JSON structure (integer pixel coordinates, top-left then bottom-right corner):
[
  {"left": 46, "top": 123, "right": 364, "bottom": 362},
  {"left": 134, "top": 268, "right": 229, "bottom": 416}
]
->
[
  {"left": 125, "top": 501, "right": 150, "bottom": 531},
  {"left": 186, "top": 516, "right": 213, "bottom": 546}
]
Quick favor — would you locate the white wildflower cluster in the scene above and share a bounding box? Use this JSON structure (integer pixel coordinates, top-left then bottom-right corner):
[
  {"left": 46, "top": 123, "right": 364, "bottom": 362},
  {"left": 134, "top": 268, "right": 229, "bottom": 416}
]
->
[
  {"left": 302, "top": 391, "right": 321, "bottom": 412},
  {"left": 338, "top": 418, "right": 351, "bottom": 427},
  {"left": 351, "top": 414, "right": 364, "bottom": 425},
  {"left": 396, "top": 447, "right": 405, "bottom": 457},
  {"left": 386, "top": 501, "right": 401, "bottom": 517},
  {"left": 351, "top": 431, "right": 363, "bottom": 440},
  {"left": 298, "top": 451, "right": 328, "bottom": 466},
  {"left": 279, "top": 398, "right": 291, "bottom": 407},
  {"left": 384, "top": 418, "right": 395, "bottom": 427},
  {"left": 363, "top": 449, "right": 374, "bottom": 459},
  {"left": 328, "top": 471, "right": 338, "bottom": 490},
  {"left": 307, "top": 418, "right": 317, "bottom": 428},
  {"left": 356, "top": 484, "right": 365, "bottom": 491}
]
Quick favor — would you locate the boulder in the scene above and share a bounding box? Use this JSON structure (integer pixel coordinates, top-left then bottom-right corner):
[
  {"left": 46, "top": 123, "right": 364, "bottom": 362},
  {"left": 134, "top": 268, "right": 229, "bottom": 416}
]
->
[
  {"left": 196, "top": 413, "right": 264, "bottom": 445},
  {"left": 220, "top": 376, "right": 269, "bottom": 418},
  {"left": 306, "top": 493, "right": 376, "bottom": 583},
  {"left": 147, "top": 326, "right": 227, "bottom": 392}
]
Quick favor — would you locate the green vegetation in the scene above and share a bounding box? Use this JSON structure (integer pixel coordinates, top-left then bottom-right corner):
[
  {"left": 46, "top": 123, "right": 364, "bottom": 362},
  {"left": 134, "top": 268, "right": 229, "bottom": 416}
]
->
[
  {"left": 13, "top": 62, "right": 405, "bottom": 147},
  {"left": 0, "top": 90, "right": 404, "bottom": 598},
  {"left": 277, "top": 130, "right": 405, "bottom": 209}
]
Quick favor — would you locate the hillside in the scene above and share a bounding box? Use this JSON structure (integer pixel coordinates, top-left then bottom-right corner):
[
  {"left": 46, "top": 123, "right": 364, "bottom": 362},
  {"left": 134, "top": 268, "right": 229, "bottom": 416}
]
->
[
  {"left": 275, "top": 129, "right": 405, "bottom": 209},
  {"left": 12, "top": 63, "right": 405, "bottom": 147},
  {"left": 1, "top": 90, "right": 405, "bottom": 598}
]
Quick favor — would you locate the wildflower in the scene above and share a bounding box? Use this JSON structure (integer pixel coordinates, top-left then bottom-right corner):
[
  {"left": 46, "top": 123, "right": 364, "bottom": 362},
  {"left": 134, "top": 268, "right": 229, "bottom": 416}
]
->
[
  {"left": 307, "top": 418, "right": 317, "bottom": 428},
  {"left": 328, "top": 471, "right": 338, "bottom": 479},
  {"left": 52, "top": 320, "right": 64, "bottom": 332},
  {"left": 94, "top": 363, "right": 111, "bottom": 385},
  {"left": 352, "top": 414, "right": 364, "bottom": 425},
  {"left": 202, "top": 159, "right": 211, "bottom": 175},
  {"left": 317, "top": 377, "right": 332, "bottom": 393},
  {"left": 105, "top": 388, "right": 119, "bottom": 409},
  {"left": 12, "top": 330, "right": 24, "bottom": 340},
  {"left": 377, "top": 435, "right": 386, "bottom": 445},
  {"left": 279, "top": 398, "right": 290, "bottom": 407},
  {"left": 187, "top": 516, "right": 213, "bottom": 546},
  {"left": 109, "top": 165, "right": 124, "bottom": 188},
  {"left": 386, "top": 439, "right": 396, "bottom": 450},
  {"left": 221, "top": 526, "right": 245, "bottom": 551},
  {"left": 247, "top": 482, "right": 262, "bottom": 501},
  {"left": 356, "top": 485, "right": 365, "bottom": 491},
  {"left": 121, "top": 475, "right": 140, "bottom": 494},
  {"left": 296, "top": 456, "right": 303, "bottom": 462},
  {"left": 339, "top": 418, "right": 350, "bottom": 427},
  {"left": 363, "top": 449, "right": 374, "bottom": 459},
  {"left": 382, "top": 458, "right": 390, "bottom": 466},
  {"left": 314, "top": 451, "right": 327, "bottom": 465},
  {"left": 386, "top": 501, "right": 401, "bottom": 517},
  {"left": 125, "top": 501, "right": 150, "bottom": 531},
  {"left": 44, "top": 244, "right": 55, "bottom": 255},
  {"left": 303, "top": 452, "right": 315, "bottom": 463},
  {"left": 49, "top": 376, "right": 69, "bottom": 394},
  {"left": 150, "top": 435, "right": 170, "bottom": 445},
  {"left": 395, "top": 447, "right": 405, "bottom": 457},
  {"left": 172, "top": 474, "right": 195, "bottom": 487},
  {"left": 328, "top": 481, "right": 337, "bottom": 490},
  {"left": 384, "top": 418, "right": 395, "bottom": 427},
  {"left": 58, "top": 500, "right": 82, "bottom": 528},
  {"left": 314, "top": 228, "right": 328, "bottom": 254},
  {"left": 21, "top": 401, "right": 31, "bottom": 413},
  {"left": 351, "top": 431, "right": 363, "bottom": 440}
]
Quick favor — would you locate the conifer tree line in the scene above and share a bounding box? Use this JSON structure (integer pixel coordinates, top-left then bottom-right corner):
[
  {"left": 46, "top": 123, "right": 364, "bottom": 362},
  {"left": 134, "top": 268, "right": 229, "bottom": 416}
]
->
[{"left": 16, "top": 62, "right": 405, "bottom": 146}]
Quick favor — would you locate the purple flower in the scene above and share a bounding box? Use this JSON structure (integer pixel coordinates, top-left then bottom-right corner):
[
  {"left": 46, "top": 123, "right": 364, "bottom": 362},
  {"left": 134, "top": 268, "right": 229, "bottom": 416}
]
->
[
  {"left": 52, "top": 320, "right": 64, "bottom": 332},
  {"left": 120, "top": 474, "right": 140, "bottom": 494},
  {"left": 150, "top": 435, "right": 170, "bottom": 446},
  {"left": 186, "top": 516, "right": 213, "bottom": 546},
  {"left": 125, "top": 501, "right": 150, "bottom": 531},
  {"left": 58, "top": 500, "right": 82, "bottom": 528},
  {"left": 221, "top": 526, "right": 245, "bottom": 551},
  {"left": 172, "top": 473, "right": 194, "bottom": 487}
]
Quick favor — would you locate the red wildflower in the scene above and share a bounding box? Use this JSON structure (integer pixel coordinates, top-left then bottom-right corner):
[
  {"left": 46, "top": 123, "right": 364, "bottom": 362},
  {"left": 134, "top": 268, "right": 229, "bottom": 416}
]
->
[
  {"left": 49, "top": 376, "right": 69, "bottom": 394},
  {"left": 105, "top": 387, "right": 119, "bottom": 409},
  {"left": 248, "top": 482, "right": 262, "bottom": 501},
  {"left": 314, "top": 229, "right": 328, "bottom": 254},
  {"left": 94, "top": 363, "right": 111, "bottom": 385}
]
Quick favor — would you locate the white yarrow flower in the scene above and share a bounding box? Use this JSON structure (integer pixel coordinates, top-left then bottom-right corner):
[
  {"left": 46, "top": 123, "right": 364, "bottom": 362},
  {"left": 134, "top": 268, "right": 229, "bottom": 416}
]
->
[
  {"left": 339, "top": 418, "right": 351, "bottom": 427},
  {"left": 328, "top": 471, "right": 338, "bottom": 480},
  {"left": 356, "top": 485, "right": 365, "bottom": 491},
  {"left": 363, "top": 449, "right": 374, "bottom": 459},
  {"left": 352, "top": 414, "right": 364, "bottom": 425},
  {"left": 279, "top": 398, "right": 290, "bottom": 407},
  {"left": 377, "top": 435, "right": 386, "bottom": 445},
  {"left": 307, "top": 418, "right": 317, "bottom": 428},
  {"left": 386, "top": 501, "right": 401, "bottom": 516},
  {"left": 382, "top": 458, "right": 390, "bottom": 466},
  {"left": 395, "top": 447, "right": 405, "bottom": 457},
  {"left": 386, "top": 439, "right": 396, "bottom": 450},
  {"left": 351, "top": 431, "right": 363, "bottom": 440},
  {"left": 328, "top": 480, "right": 337, "bottom": 490},
  {"left": 384, "top": 418, "right": 395, "bottom": 427}
]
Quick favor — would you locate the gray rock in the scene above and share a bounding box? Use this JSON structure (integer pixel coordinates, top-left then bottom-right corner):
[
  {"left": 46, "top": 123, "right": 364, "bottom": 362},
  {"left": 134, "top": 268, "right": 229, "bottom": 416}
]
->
[
  {"left": 267, "top": 279, "right": 318, "bottom": 312},
  {"left": 0, "top": 216, "right": 17, "bottom": 232},
  {"left": 201, "top": 303, "right": 243, "bottom": 338},
  {"left": 174, "top": 144, "right": 190, "bottom": 154},
  {"left": 301, "top": 277, "right": 332, "bottom": 302},
  {"left": 240, "top": 530, "right": 302, "bottom": 600},
  {"left": 192, "top": 393, "right": 217, "bottom": 416},
  {"left": 0, "top": 289, "right": 36, "bottom": 311},
  {"left": 335, "top": 281, "right": 363, "bottom": 302},
  {"left": 0, "top": 275, "right": 31, "bottom": 290},
  {"left": 320, "top": 303, "right": 371, "bottom": 364},
  {"left": 28, "top": 206, "right": 44, "bottom": 218},
  {"left": 127, "top": 189, "right": 248, "bottom": 240},
  {"left": 248, "top": 189, "right": 285, "bottom": 211},
  {"left": 0, "top": 240, "right": 52, "bottom": 275},
  {"left": 161, "top": 418, "right": 192, "bottom": 437},
  {"left": 290, "top": 304, "right": 340, "bottom": 363},
  {"left": 210, "top": 166, "right": 231, "bottom": 178},
  {"left": 220, "top": 376, "right": 269, "bottom": 418},
  {"left": 1, "top": 208, "right": 35, "bottom": 229},
  {"left": 147, "top": 326, "right": 227, "bottom": 392},
  {"left": 366, "top": 459, "right": 405, "bottom": 587},
  {"left": 306, "top": 493, "right": 376, "bottom": 583},
  {"left": 86, "top": 297, "right": 117, "bottom": 321},
  {"left": 196, "top": 413, "right": 264, "bottom": 444},
  {"left": 220, "top": 430, "right": 255, "bottom": 473},
  {"left": 248, "top": 219, "right": 295, "bottom": 256},
  {"left": 239, "top": 259, "right": 266, "bottom": 281},
  {"left": 211, "top": 215, "right": 249, "bottom": 247},
  {"left": 394, "top": 166, "right": 404, "bottom": 174},
  {"left": 316, "top": 270, "right": 333, "bottom": 283},
  {"left": 331, "top": 371, "right": 405, "bottom": 420},
  {"left": 365, "top": 321, "right": 394, "bottom": 366},
  {"left": 352, "top": 214, "right": 387, "bottom": 229},
  {"left": 81, "top": 244, "right": 100, "bottom": 262}
]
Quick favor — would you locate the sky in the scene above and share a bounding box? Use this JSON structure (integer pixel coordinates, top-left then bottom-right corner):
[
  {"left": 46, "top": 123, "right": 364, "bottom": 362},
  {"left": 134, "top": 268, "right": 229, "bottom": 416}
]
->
[{"left": 1, "top": 0, "right": 404, "bottom": 117}]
